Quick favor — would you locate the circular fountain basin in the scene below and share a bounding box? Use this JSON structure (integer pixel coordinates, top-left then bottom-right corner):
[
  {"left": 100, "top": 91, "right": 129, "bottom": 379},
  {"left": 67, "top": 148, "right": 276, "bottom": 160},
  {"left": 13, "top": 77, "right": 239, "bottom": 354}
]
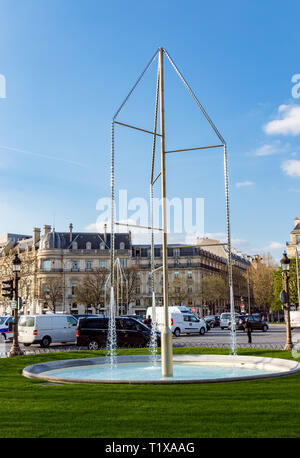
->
[{"left": 22, "top": 354, "right": 300, "bottom": 384}]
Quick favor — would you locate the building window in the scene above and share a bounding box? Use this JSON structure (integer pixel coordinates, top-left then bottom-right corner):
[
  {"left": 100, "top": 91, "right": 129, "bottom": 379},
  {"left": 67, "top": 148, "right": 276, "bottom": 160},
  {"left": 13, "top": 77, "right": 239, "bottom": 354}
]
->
[
  {"left": 72, "top": 241, "right": 78, "bottom": 250},
  {"left": 148, "top": 286, "right": 152, "bottom": 294},
  {"left": 120, "top": 259, "right": 127, "bottom": 267},
  {"left": 187, "top": 271, "right": 192, "bottom": 279},
  {"left": 174, "top": 248, "right": 180, "bottom": 257},
  {"left": 136, "top": 299, "right": 140, "bottom": 306},
  {"left": 187, "top": 259, "right": 192, "bottom": 266},
  {"left": 135, "top": 247, "right": 141, "bottom": 257},
  {"left": 72, "top": 261, "right": 79, "bottom": 272},
  {"left": 100, "top": 242, "right": 105, "bottom": 250},
  {"left": 174, "top": 259, "right": 179, "bottom": 266},
  {"left": 71, "top": 284, "right": 77, "bottom": 295},
  {"left": 188, "top": 285, "right": 193, "bottom": 293},
  {"left": 42, "top": 283, "right": 49, "bottom": 292},
  {"left": 296, "top": 235, "right": 300, "bottom": 244},
  {"left": 86, "top": 242, "right": 92, "bottom": 250},
  {"left": 120, "top": 242, "right": 125, "bottom": 250},
  {"left": 100, "top": 260, "right": 106, "bottom": 268},
  {"left": 42, "top": 260, "right": 51, "bottom": 271},
  {"left": 174, "top": 271, "right": 179, "bottom": 278},
  {"left": 136, "top": 286, "right": 140, "bottom": 294},
  {"left": 86, "top": 261, "right": 92, "bottom": 271}
]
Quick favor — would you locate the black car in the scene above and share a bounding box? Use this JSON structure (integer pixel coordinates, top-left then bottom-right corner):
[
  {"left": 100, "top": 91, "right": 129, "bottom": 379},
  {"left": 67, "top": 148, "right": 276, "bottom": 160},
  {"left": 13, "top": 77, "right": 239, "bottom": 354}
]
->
[
  {"left": 121, "top": 314, "right": 145, "bottom": 323},
  {"left": 229, "top": 314, "right": 269, "bottom": 332},
  {"left": 76, "top": 316, "right": 161, "bottom": 350},
  {"left": 204, "top": 315, "right": 220, "bottom": 328},
  {"left": 73, "top": 314, "right": 104, "bottom": 321}
]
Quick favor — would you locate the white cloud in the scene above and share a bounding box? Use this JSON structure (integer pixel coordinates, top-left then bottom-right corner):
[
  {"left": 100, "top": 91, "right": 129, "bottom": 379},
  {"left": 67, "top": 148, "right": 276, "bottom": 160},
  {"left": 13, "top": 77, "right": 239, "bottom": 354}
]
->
[
  {"left": 235, "top": 181, "right": 254, "bottom": 188},
  {"left": 264, "top": 104, "right": 300, "bottom": 136},
  {"left": 281, "top": 159, "right": 300, "bottom": 177},
  {"left": 253, "top": 141, "right": 290, "bottom": 156},
  {"left": 265, "top": 241, "right": 285, "bottom": 251}
]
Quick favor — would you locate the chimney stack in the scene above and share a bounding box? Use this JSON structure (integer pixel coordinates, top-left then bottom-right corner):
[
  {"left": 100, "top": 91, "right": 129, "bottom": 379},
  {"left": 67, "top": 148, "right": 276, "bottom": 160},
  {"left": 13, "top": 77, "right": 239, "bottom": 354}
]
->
[
  {"left": 43, "top": 225, "right": 51, "bottom": 236},
  {"left": 69, "top": 223, "right": 73, "bottom": 242},
  {"left": 294, "top": 217, "right": 300, "bottom": 228},
  {"left": 104, "top": 223, "right": 107, "bottom": 243},
  {"left": 33, "top": 227, "right": 41, "bottom": 245}
]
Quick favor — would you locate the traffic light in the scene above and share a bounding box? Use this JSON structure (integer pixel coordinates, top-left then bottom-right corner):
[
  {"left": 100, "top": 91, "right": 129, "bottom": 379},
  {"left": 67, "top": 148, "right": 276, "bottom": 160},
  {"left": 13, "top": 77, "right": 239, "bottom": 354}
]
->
[{"left": 1, "top": 280, "right": 14, "bottom": 300}]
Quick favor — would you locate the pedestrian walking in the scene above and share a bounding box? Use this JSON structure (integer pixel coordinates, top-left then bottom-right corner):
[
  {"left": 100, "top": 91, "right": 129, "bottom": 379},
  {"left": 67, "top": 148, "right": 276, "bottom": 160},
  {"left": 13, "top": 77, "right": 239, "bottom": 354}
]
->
[{"left": 245, "top": 317, "right": 252, "bottom": 344}]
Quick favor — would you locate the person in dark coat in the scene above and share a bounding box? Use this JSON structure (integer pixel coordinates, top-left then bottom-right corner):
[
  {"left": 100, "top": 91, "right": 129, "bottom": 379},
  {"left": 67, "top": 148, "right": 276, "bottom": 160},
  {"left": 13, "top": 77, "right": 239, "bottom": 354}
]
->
[{"left": 245, "top": 317, "right": 252, "bottom": 343}]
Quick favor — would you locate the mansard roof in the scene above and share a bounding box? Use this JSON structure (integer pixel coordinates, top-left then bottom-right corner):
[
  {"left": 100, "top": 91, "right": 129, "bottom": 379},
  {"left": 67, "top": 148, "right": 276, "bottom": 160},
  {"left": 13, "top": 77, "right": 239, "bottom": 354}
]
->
[{"left": 39, "top": 231, "right": 130, "bottom": 250}]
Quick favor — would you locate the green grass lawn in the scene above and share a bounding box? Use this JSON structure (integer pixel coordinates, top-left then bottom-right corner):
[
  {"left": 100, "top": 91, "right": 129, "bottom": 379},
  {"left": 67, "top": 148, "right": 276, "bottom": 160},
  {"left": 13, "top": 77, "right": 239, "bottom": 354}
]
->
[{"left": 0, "top": 347, "right": 299, "bottom": 438}]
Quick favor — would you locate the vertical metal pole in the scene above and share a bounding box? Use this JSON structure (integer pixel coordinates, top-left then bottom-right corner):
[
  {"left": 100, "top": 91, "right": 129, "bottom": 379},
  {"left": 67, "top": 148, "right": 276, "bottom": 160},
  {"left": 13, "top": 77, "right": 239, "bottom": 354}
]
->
[
  {"left": 110, "top": 121, "right": 115, "bottom": 302},
  {"left": 247, "top": 271, "right": 251, "bottom": 315},
  {"left": 159, "top": 48, "right": 173, "bottom": 377},
  {"left": 295, "top": 248, "right": 300, "bottom": 308},
  {"left": 9, "top": 271, "right": 23, "bottom": 356},
  {"left": 223, "top": 144, "right": 236, "bottom": 355},
  {"left": 283, "top": 272, "right": 293, "bottom": 350}
]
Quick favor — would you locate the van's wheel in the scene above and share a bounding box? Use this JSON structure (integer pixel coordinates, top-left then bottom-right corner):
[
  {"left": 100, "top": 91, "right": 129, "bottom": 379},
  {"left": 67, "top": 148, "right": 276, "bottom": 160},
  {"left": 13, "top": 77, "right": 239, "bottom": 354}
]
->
[
  {"left": 262, "top": 325, "right": 268, "bottom": 332},
  {"left": 0, "top": 334, "right": 6, "bottom": 342},
  {"left": 210, "top": 323, "right": 214, "bottom": 328},
  {"left": 174, "top": 328, "right": 181, "bottom": 337},
  {"left": 199, "top": 327, "right": 205, "bottom": 335},
  {"left": 88, "top": 339, "right": 99, "bottom": 350},
  {"left": 40, "top": 336, "right": 51, "bottom": 348},
  {"left": 23, "top": 343, "right": 31, "bottom": 347}
]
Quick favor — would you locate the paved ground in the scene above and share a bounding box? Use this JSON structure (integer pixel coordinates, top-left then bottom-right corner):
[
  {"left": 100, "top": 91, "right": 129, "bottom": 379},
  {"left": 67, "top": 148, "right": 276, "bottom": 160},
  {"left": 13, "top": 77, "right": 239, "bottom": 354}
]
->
[
  {"left": 172, "top": 324, "right": 288, "bottom": 349},
  {"left": 1, "top": 324, "right": 292, "bottom": 356}
]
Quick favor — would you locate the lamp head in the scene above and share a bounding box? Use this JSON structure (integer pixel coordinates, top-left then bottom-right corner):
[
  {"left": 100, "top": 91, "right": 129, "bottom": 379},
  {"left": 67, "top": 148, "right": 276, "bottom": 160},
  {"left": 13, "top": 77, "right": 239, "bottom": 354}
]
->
[
  {"left": 280, "top": 251, "right": 290, "bottom": 272},
  {"left": 12, "top": 253, "right": 21, "bottom": 272}
]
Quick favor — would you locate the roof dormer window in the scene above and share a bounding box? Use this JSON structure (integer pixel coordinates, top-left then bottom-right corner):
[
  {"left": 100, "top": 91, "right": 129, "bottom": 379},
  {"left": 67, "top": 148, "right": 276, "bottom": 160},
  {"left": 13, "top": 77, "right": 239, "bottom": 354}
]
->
[
  {"left": 72, "top": 241, "right": 78, "bottom": 250},
  {"left": 100, "top": 242, "right": 105, "bottom": 250},
  {"left": 120, "top": 242, "right": 125, "bottom": 250},
  {"left": 86, "top": 242, "right": 92, "bottom": 250}
]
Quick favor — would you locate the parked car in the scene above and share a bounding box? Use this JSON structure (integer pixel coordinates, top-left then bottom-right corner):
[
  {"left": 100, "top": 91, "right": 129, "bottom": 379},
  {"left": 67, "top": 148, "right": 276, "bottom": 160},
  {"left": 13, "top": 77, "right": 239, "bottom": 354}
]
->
[
  {"left": 72, "top": 313, "right": 104, "bottom": 321},
  {"left": 18, "top": 314, "right": 78, "bottom": 347},
  {"left": 0, "top": 315, "right": 14, "bottom": 341},
  {"left": 76, "top": 316, "right": 161, "bottom": 350},
  {"left": 146, "top": 305, "right": 206, "bottom": 337},
  {"left": 220, "top": 312, "right": 240, "bottom": 329},
  {"left": 228, "top": 314, "right": 269, "bottom": 332},
  {"left": 122, "top": 314, "right": 145, "bottom": 323},
  {"left": 204, "top": 315, "right": 220, "bottom": 328},
  {"left": 290, "top": 311, "right": 300, "bottom": 329}
]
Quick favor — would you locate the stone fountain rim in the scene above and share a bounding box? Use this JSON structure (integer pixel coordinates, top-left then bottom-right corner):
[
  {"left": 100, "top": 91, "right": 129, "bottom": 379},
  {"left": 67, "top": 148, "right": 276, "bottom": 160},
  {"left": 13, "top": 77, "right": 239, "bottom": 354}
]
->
[{"left": 22, "top": 354, "right": 300, "bottom": 385}]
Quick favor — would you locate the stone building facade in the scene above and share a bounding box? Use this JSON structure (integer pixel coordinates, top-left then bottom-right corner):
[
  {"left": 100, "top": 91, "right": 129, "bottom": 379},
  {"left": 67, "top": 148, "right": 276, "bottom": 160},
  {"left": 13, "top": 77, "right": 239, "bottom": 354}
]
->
[
  {"left": 286, "top": 217, "right": 300, "bottom": 258},
  {"left": 0, "top": 224, "right": 250, "bottom": 316}
]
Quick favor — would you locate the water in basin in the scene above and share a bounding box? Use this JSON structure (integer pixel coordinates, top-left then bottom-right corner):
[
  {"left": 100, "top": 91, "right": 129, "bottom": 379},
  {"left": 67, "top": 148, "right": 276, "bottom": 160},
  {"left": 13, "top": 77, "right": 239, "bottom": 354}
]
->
[{"left": 41, "top": 362, "right": 272, "bottom": 381}]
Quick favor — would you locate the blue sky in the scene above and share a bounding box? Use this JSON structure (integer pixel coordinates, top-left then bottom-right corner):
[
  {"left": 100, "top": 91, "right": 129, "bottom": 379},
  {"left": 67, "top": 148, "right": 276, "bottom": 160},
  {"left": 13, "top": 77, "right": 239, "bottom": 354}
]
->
[{"left": 0, "top": 0, "right": 300, "bottom": 261}]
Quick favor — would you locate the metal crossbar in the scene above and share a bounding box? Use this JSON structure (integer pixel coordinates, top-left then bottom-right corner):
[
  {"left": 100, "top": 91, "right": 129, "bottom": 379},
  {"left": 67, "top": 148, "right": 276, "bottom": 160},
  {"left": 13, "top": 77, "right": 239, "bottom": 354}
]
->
[
  {"left": 165, "top": 144, "right": 224, "bottom": 154},
  {"left": 115, "top": 221, "right": 163, "bottom": 232},
  {"left": 114, "top": 120, "right": 163, "bottom": 137}
]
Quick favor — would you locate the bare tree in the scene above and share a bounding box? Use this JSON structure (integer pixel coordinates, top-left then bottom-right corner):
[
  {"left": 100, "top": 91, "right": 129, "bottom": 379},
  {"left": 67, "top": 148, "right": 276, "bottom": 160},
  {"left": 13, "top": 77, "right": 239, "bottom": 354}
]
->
[
  {"left": 75, "top": 268, "right": 108, "bottom": 313},
  {"left": 169, "top": 276, "right": 188, "bottom": 306},
  {"left": 40, "top": 278, "right": 64, "bottom": 313}
]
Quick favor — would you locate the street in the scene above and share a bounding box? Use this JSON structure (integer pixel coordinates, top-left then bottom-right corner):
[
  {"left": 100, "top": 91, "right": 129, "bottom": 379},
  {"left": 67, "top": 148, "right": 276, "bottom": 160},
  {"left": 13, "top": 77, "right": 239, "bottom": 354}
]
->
[{"left": 0, "top": 324, "right": 289, "bottom": 356}]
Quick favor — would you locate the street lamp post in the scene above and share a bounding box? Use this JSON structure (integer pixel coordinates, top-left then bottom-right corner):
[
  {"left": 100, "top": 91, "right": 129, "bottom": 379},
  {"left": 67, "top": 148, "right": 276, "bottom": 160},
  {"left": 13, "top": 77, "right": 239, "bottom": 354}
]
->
[
  {"left": 8, "top": 253, "right": 24, "bottom": 356},
  {"left": 280, "top": 251, "right": 293, "bottom": 351}
]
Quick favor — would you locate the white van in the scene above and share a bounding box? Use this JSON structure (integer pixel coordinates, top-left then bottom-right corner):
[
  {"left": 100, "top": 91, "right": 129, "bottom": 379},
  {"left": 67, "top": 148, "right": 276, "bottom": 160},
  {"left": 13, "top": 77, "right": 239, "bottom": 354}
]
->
[
  {"left": 0, "top": 316, "right": 14, "bottom": 341},
  {"left": 290, "top": 311, "right": 300, "bottom": 329},
  {"left": 146, "top": 305, "right": 206, "bottom": 337},
  {"left": 220, "top": 312, "right": 240, "bottom": 329},
  {"left": 18, "top": 314, "right": 78, "bottom": 347}
]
